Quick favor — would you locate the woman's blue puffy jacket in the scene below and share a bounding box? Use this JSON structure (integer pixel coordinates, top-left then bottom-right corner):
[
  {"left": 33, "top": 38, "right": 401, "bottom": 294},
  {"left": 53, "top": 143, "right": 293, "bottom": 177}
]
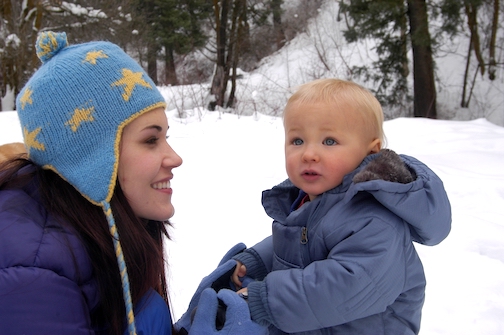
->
[{"left": 0, "top": 167, "right": 171, "bottom": 335}]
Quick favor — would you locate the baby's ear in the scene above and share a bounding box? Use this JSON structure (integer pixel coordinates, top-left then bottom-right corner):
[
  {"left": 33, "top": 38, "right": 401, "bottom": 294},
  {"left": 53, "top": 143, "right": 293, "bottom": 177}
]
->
[{"left": 368, "top": 138, "right": 381, "bottom": 154}]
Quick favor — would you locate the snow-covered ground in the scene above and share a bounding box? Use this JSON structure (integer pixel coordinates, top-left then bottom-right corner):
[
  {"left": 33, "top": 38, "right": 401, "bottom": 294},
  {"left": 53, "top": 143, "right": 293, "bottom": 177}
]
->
[{"left": 1, "top": 109, "right": 503, "bottom": 335}]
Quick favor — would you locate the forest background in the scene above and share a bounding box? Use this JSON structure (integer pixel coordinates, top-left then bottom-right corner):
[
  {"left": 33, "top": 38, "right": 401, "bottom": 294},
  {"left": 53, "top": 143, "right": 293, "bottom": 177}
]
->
[{"left": 1, "top": 0, "right": 503, "bottom": 125}]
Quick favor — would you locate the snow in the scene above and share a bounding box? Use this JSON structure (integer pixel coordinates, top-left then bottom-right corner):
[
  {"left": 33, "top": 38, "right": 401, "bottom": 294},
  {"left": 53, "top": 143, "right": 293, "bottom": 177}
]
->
[
  {"left": 1, "top": 0, "right": 503, "bottom": 333},
  {"left": 0, "top": 85, "right": 15, "bottom": 112},
  {"left": 1, "top": 109, "right": 503, "bottom": 335},
  {"left": 60, "top": 2, "right": 107, "bottom": 19},
  {"left": 5, "top": 34, "right": 21, "bottom": 48}
]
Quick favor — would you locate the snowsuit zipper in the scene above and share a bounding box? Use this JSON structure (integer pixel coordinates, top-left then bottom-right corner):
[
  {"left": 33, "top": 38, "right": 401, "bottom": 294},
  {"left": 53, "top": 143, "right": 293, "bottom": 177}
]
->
[{"left": 301, "top": 226, "right": 308, "bottom": 244}]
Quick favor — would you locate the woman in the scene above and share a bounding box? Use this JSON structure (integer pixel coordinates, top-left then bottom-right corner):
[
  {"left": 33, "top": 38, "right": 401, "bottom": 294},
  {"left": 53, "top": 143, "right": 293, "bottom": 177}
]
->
[{"left": 0, "top": 31, "right": 265, "bottom": 335}]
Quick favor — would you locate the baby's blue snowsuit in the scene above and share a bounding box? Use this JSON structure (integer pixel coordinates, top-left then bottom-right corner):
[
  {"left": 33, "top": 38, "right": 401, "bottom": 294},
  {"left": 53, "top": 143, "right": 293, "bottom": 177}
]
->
[{"left": 235, "top": 152, "right": 452, "bottom": 334}]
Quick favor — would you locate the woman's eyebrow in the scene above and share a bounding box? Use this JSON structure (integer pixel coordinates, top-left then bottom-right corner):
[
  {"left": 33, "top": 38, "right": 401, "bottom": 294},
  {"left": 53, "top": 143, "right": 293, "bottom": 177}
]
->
[{"left": 142, "top": 125, "right": 163, "bottom": 131}]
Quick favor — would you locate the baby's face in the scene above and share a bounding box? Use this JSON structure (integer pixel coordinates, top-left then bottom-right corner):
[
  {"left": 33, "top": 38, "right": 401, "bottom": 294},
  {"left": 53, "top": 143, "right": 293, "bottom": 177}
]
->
[{"left": 283, "top": 101, "right": 380, "bottom": 200}]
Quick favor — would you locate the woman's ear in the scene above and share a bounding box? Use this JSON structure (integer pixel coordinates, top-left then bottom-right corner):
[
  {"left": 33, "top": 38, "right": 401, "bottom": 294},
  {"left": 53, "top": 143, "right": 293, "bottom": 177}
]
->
[{"left": 368, "top": 138, "right": 381, "bottom": 154}]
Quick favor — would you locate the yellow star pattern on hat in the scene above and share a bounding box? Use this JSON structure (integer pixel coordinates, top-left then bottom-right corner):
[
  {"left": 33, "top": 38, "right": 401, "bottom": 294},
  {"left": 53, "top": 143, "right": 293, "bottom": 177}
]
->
[
  {"left": 83, "top": 50, "right": 108, "bottom": 65},
  {"left": 65, "top": 106, "right": 95, "bottom": 132},
  {"left": 111, "top": 68, "right": 152, "bottom": 102},
  {"left": 23, "top": 127, "right": 45, "bottom": 151},
  {"left": 20, "top": 87, "right": 33, "bottom": 110}
]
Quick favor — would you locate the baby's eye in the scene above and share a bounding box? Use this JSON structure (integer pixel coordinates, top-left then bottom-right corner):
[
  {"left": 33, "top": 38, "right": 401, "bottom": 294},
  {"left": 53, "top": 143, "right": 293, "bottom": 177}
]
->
[
  {"left": 293, "top": 138, "right": 303, "bottom": 145},
  {"left": 323, "top": 138, "right": 337, "bottom": 146}
]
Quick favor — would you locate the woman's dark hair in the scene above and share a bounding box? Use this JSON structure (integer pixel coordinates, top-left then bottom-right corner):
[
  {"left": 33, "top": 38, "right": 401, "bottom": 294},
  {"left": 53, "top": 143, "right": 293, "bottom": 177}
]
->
[{"left": 0, "top": 158, "right": 174, "bottom": 335}]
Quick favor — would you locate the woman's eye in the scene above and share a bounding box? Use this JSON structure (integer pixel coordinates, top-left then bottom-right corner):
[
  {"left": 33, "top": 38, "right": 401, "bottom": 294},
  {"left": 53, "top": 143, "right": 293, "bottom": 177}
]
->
[
  {"left": 293, "top": 138, "right": 303, "bottom": 145},
  {"left": 324, "top": 138, "right": 337, "bottom": 145},
  {"left": 146, "top": 137, "right": 159, "bottom": 144}
]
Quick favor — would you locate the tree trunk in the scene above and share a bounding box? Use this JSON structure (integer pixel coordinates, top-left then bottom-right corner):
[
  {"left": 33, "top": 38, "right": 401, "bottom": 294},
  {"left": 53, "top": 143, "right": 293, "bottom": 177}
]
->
[
  {"left": 210, "top": 0, "right": 230, "bottom": 110},
  {"left": 226, "top": 0, "right": 247, "bottom": 109},
  {"left": 271, "top": 0, "right": 285, "bottom": 50},
  {"left": 464, "top": 2, "right": 485, "bottom": 76},
  {"left": 488, "top": 0, "right": 499, "bottom": 80},
  {"left": 164, "top": 46, "right": 178, "bottom": 86},
  {"left": 407, "top": 0, "right": 437, "bottom": 118},
  {"left": 461, "top": 39, "right": 472, "bottom": 108},
  {"left": 399, "top": 5, "right": 409, "bottom": 78},
  {"left": 226, "top": 0, "right": 239, "bottom": 109},
  {"left": 147, "top": 43, "right": 158, "bottom": 85}
]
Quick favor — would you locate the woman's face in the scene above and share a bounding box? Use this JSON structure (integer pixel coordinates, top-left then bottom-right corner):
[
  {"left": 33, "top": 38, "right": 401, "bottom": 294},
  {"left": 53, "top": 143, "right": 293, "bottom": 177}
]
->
[{"left": 118, "top": 107, "right": 182, "bottom": 221}]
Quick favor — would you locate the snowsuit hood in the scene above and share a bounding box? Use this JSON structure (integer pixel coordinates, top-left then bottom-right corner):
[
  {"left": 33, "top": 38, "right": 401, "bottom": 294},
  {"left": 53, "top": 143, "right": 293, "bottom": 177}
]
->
[{"left": 347, "top": 151, "right": 451, "bottom": 246}]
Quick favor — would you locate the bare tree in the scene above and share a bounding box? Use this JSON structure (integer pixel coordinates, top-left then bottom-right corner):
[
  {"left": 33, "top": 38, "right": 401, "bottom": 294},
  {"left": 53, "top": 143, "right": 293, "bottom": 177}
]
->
[
  {"left": 208, "top": 0, "right": 231, "bottom": 110},
  {"left": 0, "top": 0, "right": 135, "bottom": 110},
  {"left": 1, "top": 0, "right": 44, "bottom": 110},
  {"left": 464, "top": 1, "right": 486, "bottom": 76},
  {"left": 459, "top": 0, "right": 503, "bottom": 107},
  {"left": 209, "top": 0, "right": 252, "bottom": 110},
  {"left": 487, "top": 0, "right": 499, "bottom": 80}
]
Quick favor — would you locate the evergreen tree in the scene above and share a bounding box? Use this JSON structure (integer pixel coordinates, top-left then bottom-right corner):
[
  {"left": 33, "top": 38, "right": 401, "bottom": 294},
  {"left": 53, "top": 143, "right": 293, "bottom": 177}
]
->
[
  {"left": 131, "top": 0, "right": 211, "bottom": 85},
  {"left": 154, "top": 0, "right": 211, "bottom": 85},
  {"left": 340, "top": 0, "right": 411, "bottom": 113}
]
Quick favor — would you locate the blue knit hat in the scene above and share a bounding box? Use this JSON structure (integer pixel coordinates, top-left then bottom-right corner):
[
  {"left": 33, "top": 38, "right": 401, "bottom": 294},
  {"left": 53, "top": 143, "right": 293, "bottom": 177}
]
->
[{"left": 16, "top": 31, "right": 166, "bottom": 335}]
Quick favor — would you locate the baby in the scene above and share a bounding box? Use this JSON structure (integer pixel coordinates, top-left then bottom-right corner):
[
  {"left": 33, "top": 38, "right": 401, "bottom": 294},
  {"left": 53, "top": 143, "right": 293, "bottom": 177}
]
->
[{"left": 230, "top": 78, "right": 451, "bottom": 334}]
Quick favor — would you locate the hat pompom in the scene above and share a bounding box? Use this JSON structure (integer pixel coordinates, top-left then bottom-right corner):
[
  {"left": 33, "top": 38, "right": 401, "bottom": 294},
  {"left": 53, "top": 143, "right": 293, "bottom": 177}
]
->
[{"left": 36, "top": 31, "right": 68, "bottom": 63}]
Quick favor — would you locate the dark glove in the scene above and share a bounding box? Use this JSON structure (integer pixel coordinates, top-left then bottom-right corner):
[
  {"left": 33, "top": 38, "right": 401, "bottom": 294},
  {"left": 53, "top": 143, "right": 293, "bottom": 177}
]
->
[
  {"left": 190, "top": 288, "right": 268, "bottom": 335},
  {"left": 353, "top": 149, "right": 415, "bottom": 184},
  {"left": 175, "top": 243, "right": 247, "bottom": 333}
]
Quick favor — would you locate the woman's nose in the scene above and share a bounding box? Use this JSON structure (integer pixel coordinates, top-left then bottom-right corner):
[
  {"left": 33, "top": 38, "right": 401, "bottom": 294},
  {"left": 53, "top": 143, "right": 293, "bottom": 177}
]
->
[{"left": 163, "top": 144, "right": 183, "bottom": 168}]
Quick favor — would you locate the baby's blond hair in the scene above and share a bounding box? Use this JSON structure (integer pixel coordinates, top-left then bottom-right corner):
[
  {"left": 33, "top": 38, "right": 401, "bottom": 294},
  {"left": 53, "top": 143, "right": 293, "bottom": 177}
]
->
[{"left": 285, "top": 79, "right": 385, "bottom": 144}]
